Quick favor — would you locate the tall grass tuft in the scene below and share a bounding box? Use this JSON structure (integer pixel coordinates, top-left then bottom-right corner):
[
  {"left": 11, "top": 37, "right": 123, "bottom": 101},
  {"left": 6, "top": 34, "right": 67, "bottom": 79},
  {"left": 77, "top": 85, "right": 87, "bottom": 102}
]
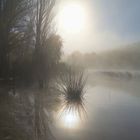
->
[{"left": 57, "top": 68, "right": 87, "bottom": 119}]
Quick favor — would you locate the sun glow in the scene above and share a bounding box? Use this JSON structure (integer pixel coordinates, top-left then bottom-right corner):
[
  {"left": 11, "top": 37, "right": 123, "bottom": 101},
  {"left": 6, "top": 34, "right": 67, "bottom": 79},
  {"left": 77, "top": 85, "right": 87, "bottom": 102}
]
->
[
  {"left": 63, "top": 112, "right": 79, "bottom": 128},
  {"left": 58, "top": 3, "right": 86, "bottom": 33},
  {"left": 58, "top": 109, "right": 80, "bottom": 128}
]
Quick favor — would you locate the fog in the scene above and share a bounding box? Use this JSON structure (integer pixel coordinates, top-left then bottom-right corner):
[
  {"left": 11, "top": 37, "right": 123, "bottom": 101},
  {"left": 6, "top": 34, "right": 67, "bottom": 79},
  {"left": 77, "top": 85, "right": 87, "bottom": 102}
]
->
[
  {"left": 1, "top": 1, "right": 140, "bottom": 140},
  {"left": 53, "top": 68, "right": 140, "bottom": 140},
  {"left": 66, "top": 42, "right": 140, "bottom": 70},
  {"left": 53, "top": 43, "right": 140, "bottom": 140}
]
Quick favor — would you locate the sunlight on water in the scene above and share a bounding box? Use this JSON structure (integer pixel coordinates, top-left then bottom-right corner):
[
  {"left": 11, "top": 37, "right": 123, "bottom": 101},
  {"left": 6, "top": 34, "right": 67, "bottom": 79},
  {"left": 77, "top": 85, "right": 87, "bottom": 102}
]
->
[
  {"left": 58, "top": 109, "right": 80, "bottom": 129},
  {"left": 63, "top": 112, "right": 79, "bottom": 128}
]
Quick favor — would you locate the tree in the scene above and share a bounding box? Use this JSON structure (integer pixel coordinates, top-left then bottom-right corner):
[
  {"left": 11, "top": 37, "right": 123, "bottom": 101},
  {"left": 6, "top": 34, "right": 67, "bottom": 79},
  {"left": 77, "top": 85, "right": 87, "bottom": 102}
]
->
[
  {"left": 34, "top": 34, "right": 62, "bottom": 88},
  {"left": 33, "top": 0, "right": 56, "bottom": 88},
  {"left": 0, "top": 1, "right": 63, "bottom": 140},
  {"left": 32, "top": 1, "right": 63, "bottom": 140},
  {"left": 0, "top": 0, "right": 31, "bottom": 80}
]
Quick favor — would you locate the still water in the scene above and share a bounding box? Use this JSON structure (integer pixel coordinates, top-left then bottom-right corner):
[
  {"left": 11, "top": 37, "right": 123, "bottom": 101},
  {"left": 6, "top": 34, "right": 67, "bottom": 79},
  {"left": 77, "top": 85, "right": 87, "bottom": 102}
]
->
[{"left": 55, "top": 70, "right": 140, "bottom": 140}]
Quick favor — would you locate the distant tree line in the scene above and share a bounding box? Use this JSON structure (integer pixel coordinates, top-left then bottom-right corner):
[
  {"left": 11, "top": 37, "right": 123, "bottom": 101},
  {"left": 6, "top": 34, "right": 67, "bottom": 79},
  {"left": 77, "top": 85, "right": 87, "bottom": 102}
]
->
[{"left": 66, "top": 51, "right": 96, "bottom": 68}]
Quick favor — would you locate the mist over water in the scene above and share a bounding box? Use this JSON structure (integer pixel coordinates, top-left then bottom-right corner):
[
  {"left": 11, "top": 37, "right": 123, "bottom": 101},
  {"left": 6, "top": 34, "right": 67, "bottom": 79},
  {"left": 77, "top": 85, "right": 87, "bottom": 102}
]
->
[
  {"left": 54, "top": 68, "right": 140, "bottom": 140},
  {"left": 1, "top": 1, "right": 140, "bottom": 140}
]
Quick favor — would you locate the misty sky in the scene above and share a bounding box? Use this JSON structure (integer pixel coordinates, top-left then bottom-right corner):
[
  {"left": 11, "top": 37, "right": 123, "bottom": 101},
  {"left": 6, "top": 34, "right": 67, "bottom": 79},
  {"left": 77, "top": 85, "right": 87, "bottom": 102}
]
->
[
  {"left": 93, "top": 0, "right": 140, "bottom": 40},
  {"left": 57, "top": 0, "right": 140, "bottom": 54}
]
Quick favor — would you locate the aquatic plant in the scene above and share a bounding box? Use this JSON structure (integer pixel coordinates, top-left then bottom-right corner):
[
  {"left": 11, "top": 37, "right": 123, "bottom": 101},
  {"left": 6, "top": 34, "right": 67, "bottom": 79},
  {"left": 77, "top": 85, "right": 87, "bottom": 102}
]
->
[{"left": 58, "top": 68, "right": 87, "bottom": 119}]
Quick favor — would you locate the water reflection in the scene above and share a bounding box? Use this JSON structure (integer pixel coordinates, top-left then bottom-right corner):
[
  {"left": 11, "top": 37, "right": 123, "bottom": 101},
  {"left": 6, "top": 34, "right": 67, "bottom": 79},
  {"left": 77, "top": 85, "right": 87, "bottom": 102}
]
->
[
  {"left": 58, "top": 109, "right": 80, "bottom": 129},
  {"left": 55, "top": 70, "right": 140, "bottom": 140}
]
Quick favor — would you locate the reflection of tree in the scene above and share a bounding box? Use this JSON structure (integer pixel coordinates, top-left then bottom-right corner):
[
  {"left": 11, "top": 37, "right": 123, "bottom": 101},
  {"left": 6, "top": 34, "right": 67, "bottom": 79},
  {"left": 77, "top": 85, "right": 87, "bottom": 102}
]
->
[{"left": 0, "top": 89, "right": 33, "bottom": 140}]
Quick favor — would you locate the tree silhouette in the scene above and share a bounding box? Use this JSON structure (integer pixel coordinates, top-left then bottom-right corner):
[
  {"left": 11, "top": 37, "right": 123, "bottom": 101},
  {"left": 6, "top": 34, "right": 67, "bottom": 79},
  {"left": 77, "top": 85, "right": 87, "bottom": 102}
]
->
[
  {"left": 32, "top": 1, "right": 63, "bottom": 140},
  {"left": 0, "top": 0, "right": 31, "bottom": 80},
  {"left": 0, "top": 1, "right": 63, "bottom": 140}
]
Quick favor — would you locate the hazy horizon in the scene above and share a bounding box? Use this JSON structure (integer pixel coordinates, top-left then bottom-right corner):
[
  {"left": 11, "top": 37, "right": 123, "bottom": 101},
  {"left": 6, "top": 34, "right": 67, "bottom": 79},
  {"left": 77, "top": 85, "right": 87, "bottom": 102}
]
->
[{"left": 56, "top": 0, "right": 140, "bottom": 54}]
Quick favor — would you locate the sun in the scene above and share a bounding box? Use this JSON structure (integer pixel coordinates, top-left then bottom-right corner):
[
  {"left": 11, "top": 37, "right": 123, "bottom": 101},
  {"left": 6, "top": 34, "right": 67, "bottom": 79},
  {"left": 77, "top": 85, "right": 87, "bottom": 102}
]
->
[
  {"left": 58, "top": 107, "right": 80, "bottom": 129},
  {"left": 63, "top": 112, "right": 79, "bottom": 128},
  {"left": 58, "top": 3, "right": 86, "bottom": 33}
]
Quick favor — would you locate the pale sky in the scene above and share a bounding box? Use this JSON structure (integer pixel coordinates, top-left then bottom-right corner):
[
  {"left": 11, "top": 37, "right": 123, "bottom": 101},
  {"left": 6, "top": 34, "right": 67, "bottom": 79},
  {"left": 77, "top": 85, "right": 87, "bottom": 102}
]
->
[{"left": 56, "top": 0, "right": 140, "bottom": 54}]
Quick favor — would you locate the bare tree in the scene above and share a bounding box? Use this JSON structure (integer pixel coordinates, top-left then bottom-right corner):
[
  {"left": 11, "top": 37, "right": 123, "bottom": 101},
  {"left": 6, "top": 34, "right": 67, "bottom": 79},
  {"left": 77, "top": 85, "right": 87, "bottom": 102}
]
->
[
  {"left": 32, "top": 1, "right": 61, "bottom": 140},
  {"left": 0, "top": 0, "right": 31, "bottom": 79},
  {"left": 0, "top": 1, "right": 62, "bottom": 140},
  {"left": 33, "top": 0, "right": 56, "bottom": 87}
]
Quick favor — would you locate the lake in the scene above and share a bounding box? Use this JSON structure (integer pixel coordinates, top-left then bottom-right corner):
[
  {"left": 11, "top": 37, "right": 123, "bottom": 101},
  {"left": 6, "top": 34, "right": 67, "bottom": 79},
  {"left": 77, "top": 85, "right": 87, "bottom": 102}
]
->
[{"left": 55, "top": 69, "right": 140, "bottom": 140}]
